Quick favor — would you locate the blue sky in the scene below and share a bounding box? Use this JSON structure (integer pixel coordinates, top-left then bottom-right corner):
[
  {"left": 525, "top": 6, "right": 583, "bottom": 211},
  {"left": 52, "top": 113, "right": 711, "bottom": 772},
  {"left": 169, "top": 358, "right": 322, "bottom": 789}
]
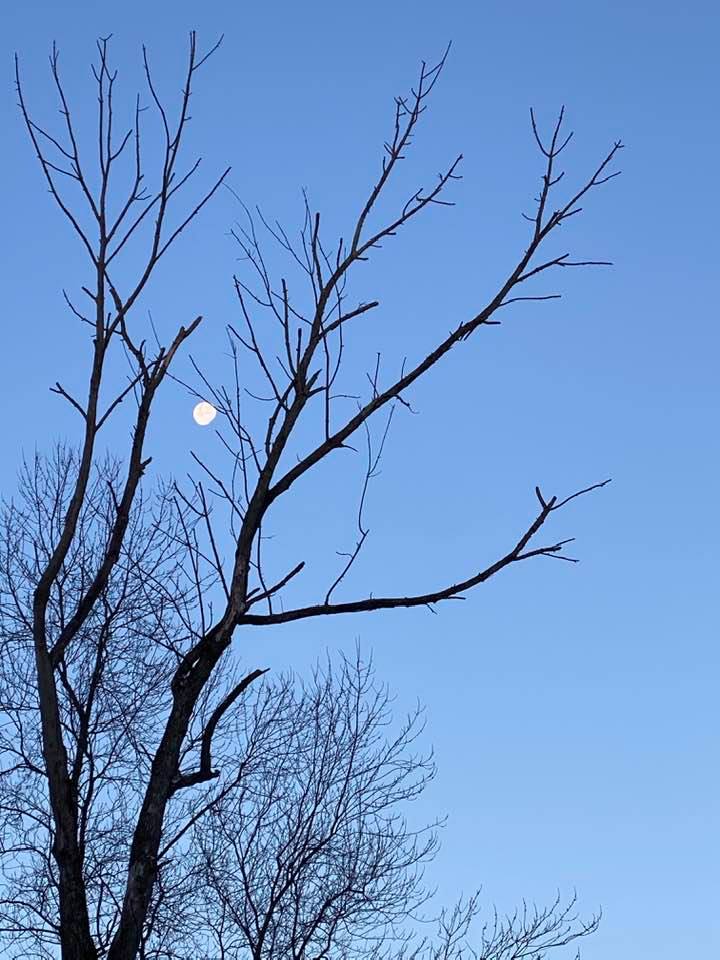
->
[{"left": 1, "top": 1, "right": 718, "bottom": 957}]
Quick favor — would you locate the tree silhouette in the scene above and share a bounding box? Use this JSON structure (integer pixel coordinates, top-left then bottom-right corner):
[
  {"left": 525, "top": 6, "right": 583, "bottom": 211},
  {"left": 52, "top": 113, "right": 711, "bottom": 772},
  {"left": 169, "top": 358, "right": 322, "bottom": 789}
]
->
[{"left": 2, "top": 33, "right": 620, "bottom": 960}]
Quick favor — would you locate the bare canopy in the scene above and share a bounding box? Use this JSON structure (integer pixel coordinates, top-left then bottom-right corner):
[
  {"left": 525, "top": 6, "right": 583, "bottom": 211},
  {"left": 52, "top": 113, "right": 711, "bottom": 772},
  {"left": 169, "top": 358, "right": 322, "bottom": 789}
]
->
[{"left": 2, "top": 33, "right": 620, "bottom": 960}]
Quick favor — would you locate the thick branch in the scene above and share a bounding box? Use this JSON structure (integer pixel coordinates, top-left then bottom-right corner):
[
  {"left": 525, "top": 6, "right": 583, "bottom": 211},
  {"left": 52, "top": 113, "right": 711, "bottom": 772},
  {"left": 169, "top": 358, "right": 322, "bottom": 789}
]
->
[
  {"left": 49, "top": 318, "right": 202, "bottom": 669},
  {"left": 238, "top": 481, "right": 610, "bottom": 627},
  {"left": 264, "top": 139, "right": 622, "bottom": 510}
]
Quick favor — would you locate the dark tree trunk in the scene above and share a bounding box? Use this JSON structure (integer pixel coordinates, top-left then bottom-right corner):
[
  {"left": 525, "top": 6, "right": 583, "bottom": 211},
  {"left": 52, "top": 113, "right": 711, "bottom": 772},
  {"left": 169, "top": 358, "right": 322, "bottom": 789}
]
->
[{"left": 33, "top": 645, "right": 98, "bottom": 960}]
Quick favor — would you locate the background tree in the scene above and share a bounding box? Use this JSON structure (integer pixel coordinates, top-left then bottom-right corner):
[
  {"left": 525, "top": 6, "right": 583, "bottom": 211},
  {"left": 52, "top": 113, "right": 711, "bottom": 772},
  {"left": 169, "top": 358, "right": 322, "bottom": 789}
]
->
[
  {"left": 1, "top": 503, "right": 599, "bottom": 960},
  {"left": 188, "top": 655, "right": 600, "bottom": 960},
  {"left": 2, "top": 33, "right": 620, "bottom": 960}
]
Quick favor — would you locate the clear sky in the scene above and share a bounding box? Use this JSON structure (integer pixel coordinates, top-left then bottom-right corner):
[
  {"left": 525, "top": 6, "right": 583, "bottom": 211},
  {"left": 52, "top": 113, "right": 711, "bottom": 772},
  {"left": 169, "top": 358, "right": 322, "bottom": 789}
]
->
[{"left": 1, "top": 1, "right": 718, "bottom": 957}]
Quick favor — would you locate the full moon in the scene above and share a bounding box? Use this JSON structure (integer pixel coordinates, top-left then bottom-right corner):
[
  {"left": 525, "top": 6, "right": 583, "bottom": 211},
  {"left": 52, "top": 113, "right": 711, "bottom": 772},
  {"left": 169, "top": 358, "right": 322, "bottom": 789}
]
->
[{"left": 192, "top": 401, "right": 217, "bottom": 426}]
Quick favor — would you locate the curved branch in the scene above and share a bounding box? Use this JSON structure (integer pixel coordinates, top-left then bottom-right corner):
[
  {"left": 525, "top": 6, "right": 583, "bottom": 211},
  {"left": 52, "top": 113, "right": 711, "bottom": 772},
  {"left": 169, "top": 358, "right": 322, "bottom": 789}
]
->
[
  {"left": 169, "top": 668, "right": 268, "bottom": 795},
  {"left": 238, "top": 481, "right": 611, "bottom": 627}
]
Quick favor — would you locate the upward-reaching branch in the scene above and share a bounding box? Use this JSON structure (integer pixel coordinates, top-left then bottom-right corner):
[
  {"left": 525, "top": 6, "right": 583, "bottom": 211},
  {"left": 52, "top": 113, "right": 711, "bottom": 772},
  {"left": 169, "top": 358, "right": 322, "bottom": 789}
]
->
[
  {"left": 15, "top": 32, "right": 227, "bottom": 960},
  {"left": 266, "top": 136, "right": 622, "bottom": 512}
]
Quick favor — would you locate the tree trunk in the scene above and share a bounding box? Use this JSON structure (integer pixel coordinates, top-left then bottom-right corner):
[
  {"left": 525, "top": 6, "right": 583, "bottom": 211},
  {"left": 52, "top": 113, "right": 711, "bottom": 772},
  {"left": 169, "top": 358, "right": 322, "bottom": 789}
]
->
[{"left": 33, "top": 644, "right": 98, "bottom": 960}]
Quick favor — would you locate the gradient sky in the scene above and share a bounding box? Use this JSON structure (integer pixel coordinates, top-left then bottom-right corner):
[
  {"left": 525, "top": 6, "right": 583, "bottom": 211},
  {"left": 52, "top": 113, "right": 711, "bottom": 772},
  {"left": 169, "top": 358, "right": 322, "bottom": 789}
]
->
[{"left": 1, "top": 2, "right": 718, "bottom": 957}]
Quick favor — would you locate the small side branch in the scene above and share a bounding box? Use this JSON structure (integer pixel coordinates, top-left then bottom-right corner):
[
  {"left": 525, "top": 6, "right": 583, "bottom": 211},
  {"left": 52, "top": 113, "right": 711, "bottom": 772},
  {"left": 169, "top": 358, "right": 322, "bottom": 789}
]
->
[
  {"left": 50, "top": 382, "right": 87, "bottom": 419},
  {"left": 169, "top": 668, "right": 268, "bottom": 796}
]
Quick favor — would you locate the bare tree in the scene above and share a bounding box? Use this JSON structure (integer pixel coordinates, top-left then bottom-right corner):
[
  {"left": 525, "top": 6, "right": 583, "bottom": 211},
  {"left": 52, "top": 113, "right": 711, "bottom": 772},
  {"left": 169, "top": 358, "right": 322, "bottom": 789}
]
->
[
  {"left": 3, "top": 32, "right": 621, "bottom": 960},
  {"left": 191, "top": 653, "right": 437, "bottom": 960},
  {"left": 0, "top": 449, "right": 197, "bottom": 958},
  {"left": 1, "top": 566, "right": 599, "bottom": 960},
  {"left": 188, "top": 655, "right": 600, "bottom": 960}
]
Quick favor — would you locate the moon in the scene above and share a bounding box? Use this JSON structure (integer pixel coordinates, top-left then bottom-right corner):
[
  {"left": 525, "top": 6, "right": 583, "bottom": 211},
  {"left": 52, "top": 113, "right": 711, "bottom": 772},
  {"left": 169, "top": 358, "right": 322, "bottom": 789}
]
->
[{"left": 192, "top": 401, "right": 217, "bottom": 426}]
